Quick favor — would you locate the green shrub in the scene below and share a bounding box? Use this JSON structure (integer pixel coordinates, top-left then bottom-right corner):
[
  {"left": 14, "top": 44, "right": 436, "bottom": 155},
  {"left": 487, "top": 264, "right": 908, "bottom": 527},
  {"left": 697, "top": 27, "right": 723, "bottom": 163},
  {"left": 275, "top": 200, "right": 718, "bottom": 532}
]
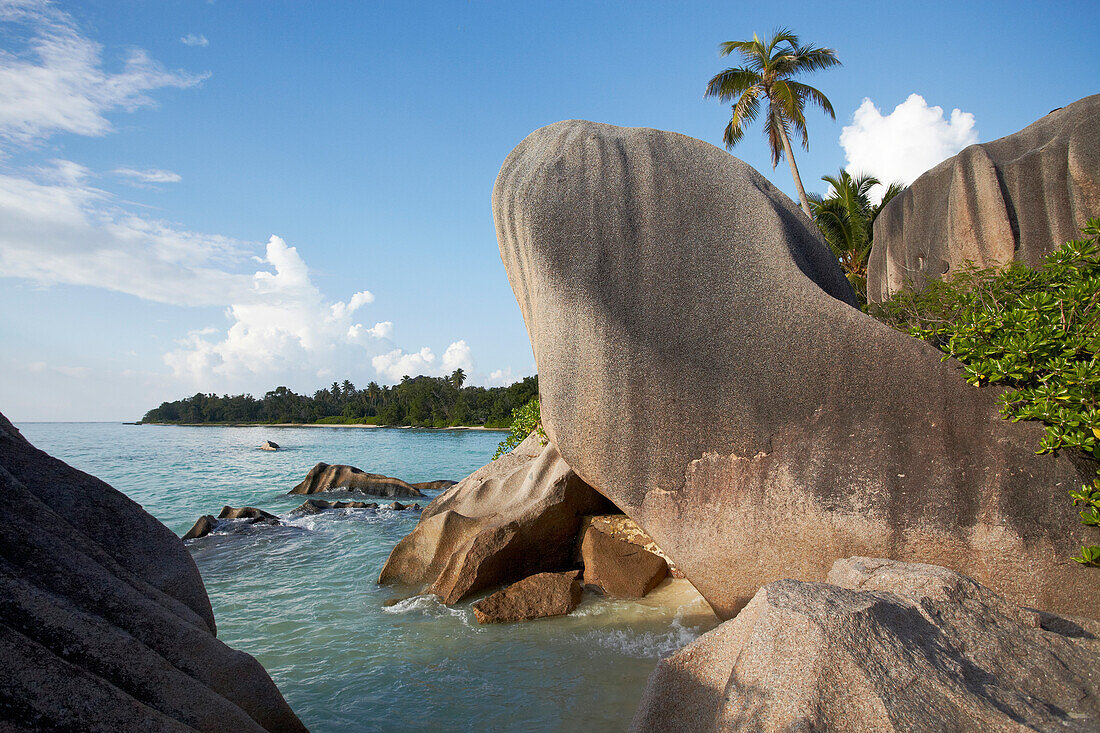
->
[
  {"left": 870, "top": 219, "right": 1100, "bottom": 566},
  {"left": 493, "top": 398, "right": 546, "bottom": 459}
]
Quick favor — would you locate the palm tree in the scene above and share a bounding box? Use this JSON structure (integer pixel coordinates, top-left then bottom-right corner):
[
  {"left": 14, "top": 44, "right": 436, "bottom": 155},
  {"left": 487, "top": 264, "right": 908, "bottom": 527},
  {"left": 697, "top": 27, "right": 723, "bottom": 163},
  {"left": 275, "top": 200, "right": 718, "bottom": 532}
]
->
[
  {"left": 705, "top": 28, "right": 840, "bottom": 218},
  {"left": 808, "top": 169, "right": 904, "bottom": 303}
]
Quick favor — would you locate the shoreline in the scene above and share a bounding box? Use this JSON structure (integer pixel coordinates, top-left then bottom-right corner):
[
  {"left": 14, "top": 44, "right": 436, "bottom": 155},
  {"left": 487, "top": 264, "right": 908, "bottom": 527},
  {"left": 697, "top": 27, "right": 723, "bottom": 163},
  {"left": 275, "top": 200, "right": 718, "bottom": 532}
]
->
[{"left": 138, "top": 422, "right": 510, "bottom": 432}]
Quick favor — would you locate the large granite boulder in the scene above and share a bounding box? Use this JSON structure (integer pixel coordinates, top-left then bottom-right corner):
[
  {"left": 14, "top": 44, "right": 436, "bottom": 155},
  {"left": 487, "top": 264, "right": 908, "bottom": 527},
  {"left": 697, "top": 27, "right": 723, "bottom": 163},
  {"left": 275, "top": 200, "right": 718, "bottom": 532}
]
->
[
  {"left": 472, "top": 569, "right": 583, "bottom": 624},
  {"left": 579, "top": 524, "right": 668, "bottom": 598},
  {"left": 869, "top": 95, "right": 1100, "bottom": 302},
  {"left": 632, "top": 558, "right": 1100, "bottom": 732},
  {"left": 0, "top": 412, "right": 305, "bottom": 731},
  {"left": 289, "top": 462, "right": 425, "bottom": 498},
  {"left": 493, "top": 119, "right": 1099, "bottom": 620},
  {"left": 378, "top": 433, "right": 614, "bottom": 603}
]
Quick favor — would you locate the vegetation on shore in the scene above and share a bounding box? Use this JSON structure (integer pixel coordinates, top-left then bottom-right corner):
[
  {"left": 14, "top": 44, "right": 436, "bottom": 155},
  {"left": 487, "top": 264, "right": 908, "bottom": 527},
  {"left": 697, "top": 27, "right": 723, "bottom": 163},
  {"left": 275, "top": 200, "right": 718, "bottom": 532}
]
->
[
  {"left": 493, "top": 398, "right": 546, "bottom": 459},
  {"left": 871, "top": 220, "right": 1100, "bottom": 565},
  {"left": 141, "top": 371, "right": 538, "bottom": 430}
]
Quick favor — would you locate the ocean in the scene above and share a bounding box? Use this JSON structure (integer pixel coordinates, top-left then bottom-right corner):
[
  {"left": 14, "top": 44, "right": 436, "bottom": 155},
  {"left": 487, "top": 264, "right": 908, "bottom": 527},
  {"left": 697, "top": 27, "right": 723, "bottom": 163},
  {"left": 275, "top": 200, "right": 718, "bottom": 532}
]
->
[{"left": 17, "top": 422, "right": 716, "bottom": 732}]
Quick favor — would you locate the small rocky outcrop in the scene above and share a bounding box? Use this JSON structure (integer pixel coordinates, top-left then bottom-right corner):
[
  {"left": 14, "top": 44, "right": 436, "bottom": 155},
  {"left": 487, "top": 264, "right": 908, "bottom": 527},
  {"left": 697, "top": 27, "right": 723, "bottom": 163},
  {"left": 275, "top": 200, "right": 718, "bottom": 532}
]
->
[
  {"left": 494, "top": 119, "right": 1099, "bottom": 620},
  {"left": 378, "top": 433, "right": 615, "bottom": 603},
  {"left": 411, "top": 479, "right": 457, "bottom": 491},
  {"left": 260, "top": 440, "right": 279, "bottom": 451},
  {"left": 182, "top": 514, "right": 218, "bottom": 540},
  {"left": 291, "top": 498, "right": 380, "bottom": 515},
  {"left": 579, "top": 524, "right": 668, "bottom": 597},
  {"left": 289, "top": 462, "right": 426, "bottom": 498},
  {"left": 182, "top": 506, "right": 280, "bottom": 540},
  {"left": 0, "top": 411, "right": 305, "bottom": 731},
  {"left": 869, "top": 95, "right": 1100, "bottom": 301},
  {"left": 472, "top": 570, "right": 583, "bottom": 624},
  {"left": 632, "top": 558, "right": 1100, "bottom": 732}
]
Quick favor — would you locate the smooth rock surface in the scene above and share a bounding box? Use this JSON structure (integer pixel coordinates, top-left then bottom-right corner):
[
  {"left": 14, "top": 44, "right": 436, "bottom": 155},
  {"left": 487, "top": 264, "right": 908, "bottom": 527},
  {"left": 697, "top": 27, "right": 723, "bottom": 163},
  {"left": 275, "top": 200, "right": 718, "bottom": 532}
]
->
[
  {"left": 472, "top": 570, "right": 583, "bottom": 624},
  {"left": 575, "top": 514, "right": 683, "bottom": 578},
  {"left": 289, "top": 462, "right": 425, "bottom": 498},
  {"left": 632, "top": 557, "right": 1100, "bottom": 732},
  {"left": 411, "top": 479, "right": 458, "bottom": 491},
  {"left": 869, "top": 95, "right": 1100, "bottom": 301},
  {"left": 579, "top": 524, "right": 668, "bottom": 597},
  {"left": 378, "top": 433, "right": 614, "bottom": 603},
  {"left": 219, "top": 505, "right": 280, "bottom": 523},
  {"left": 182, "top": 514, "right": 218, "bottom": 540},
  {"left": 0, "top": 411, "right": 305, "bottom": 731},
  {"left": 494, "top": 119, "right": 1099, "bottom": 620}
]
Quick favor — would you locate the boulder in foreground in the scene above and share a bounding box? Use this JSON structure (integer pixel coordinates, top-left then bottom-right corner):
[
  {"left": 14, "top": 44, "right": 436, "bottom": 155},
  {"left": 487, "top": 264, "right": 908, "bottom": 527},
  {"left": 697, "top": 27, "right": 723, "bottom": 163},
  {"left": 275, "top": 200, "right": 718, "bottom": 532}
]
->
[
  {"left": 494, "top": 119, "right": 1099, "bottom": 620},
  {"left": 633, "top": 557, "right": 1100, "bottom": 732},
  {"left": 289, "top": 462, "right": 425, "bottom": 497},
  {"left": 472, "top": 569, "right": 583, "bottom": 624},
  {"left": 378, "top": 433, "right": 614, "bottom": 603},
  {"left": 869, "top": 95, "right": 1100, "bottom": 301},
  {"left": 0, "top": 411, "right": 305, "bottom": 731},
  {"left": 579, "top": 523, "right": 668, "bottom": 597}
]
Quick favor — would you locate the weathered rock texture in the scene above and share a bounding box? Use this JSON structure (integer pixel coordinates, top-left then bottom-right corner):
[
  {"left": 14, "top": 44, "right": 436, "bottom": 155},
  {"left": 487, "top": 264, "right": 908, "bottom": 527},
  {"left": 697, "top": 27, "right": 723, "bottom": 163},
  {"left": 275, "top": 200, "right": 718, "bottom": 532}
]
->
[
  {"left": 579, "top": 524, "right": 668, "bottom": 597},
  {"left": 472, "top": 570, "right": 583, "bottom": 624},
  {"left": 869, "top": 95, "right": 1100, "bottom": 302},
  {"left": 289, "top": 462, "right": 425, "bottom": 498},
  {"left": 575, "top": 514, "right": 683, "bottom": 578},
  {"left": 411, "top": 479, "right": 458, "bottom": 492},
  {"left": 494, "top": 119, "right": 1099, "bottom": 620},
  {"left": 378, "top": 433, "right": 614, "bottom": 603},
  {"left": 632, "top": 557, "right": 1100, "bottom": 732},
  {"left": 0, "top": 411, "right": 305, "bottom": 731}
]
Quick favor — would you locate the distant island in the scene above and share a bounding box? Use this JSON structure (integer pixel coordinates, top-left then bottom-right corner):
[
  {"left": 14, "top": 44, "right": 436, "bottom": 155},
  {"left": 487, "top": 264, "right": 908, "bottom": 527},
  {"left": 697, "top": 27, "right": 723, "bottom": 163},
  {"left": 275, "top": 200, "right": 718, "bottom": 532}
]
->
[{"left": 140, "top": 371, "right": 537, "bottom": 429}]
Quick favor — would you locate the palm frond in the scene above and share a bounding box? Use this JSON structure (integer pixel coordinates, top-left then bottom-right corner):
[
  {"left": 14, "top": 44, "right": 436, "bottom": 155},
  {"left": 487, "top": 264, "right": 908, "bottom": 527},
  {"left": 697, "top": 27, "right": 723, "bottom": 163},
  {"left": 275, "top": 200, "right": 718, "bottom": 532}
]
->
[
  {"left": 789, "top": 44, "right": 841, "bottom": 73},
  {"left": 704, "top": 67, "right": 762, "bottom": 101},
  {"left": 771, "top": 80, "right": 809, "bottom": 148},
  {"left": 763, "top": 104, "right": 788, "bottom": 168},
  {"left": 723, "top": 90, "right": 761, "bottom": 149},
  {"left": 765, "top": 27, "right": 799, "bottom": 55},
  {"left": 786, "top": 80, "right": 836, "bottom": 119}
]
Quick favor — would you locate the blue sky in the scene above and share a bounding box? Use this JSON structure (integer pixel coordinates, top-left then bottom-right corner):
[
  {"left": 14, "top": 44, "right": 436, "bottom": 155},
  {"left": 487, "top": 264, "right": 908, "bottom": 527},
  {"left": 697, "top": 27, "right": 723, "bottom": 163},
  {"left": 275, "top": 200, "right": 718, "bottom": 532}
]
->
[{"left": 1, "top": 0, "right": 1097, "bottom": 420}]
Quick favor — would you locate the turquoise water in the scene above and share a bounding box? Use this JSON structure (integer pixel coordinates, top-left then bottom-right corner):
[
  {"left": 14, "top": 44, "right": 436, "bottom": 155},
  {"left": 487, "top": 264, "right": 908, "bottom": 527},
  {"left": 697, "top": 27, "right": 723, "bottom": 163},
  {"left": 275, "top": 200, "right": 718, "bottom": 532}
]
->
[{"left": 17, "top": 423, "right": 716, "bottom": 732}]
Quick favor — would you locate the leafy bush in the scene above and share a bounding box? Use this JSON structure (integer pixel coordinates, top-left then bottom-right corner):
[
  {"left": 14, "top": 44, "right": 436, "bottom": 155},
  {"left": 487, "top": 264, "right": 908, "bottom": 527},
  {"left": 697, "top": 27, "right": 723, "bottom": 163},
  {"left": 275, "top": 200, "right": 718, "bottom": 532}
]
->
[
  {"left": 870, "top": 219, "right": 1100, "bottom": 565},
  {"left": 493, "top": 399, "right": 546, "bottom": 459}
]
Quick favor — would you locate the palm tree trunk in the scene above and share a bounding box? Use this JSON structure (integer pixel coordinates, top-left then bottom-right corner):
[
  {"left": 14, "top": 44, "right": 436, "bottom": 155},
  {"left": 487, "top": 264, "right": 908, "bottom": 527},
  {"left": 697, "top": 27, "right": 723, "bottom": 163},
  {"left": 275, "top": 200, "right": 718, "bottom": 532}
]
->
[{"left": 778, "top": 125, "right": 813, "bottom": 219}]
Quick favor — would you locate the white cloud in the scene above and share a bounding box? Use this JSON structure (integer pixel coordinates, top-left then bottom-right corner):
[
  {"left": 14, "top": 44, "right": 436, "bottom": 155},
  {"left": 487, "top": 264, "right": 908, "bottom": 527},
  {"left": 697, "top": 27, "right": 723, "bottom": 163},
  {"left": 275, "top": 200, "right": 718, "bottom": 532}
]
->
[
  {"left": 486, "top": 367, "right": 514, "bottom": 386},
  {"left": 113, "top": 167, "right": 182, "bottom": 184},
  {"left": 28, "top": 360, "right": 89, "bottom": 377},
  {"left": 180, "top": 33, "right": 209, "bottom": 47},
  {"left": 348, "top": 320, "right": 393, "bottom": 341},
  {"left": 0, "top": 1, "right": 206, "bottom": 149},
  {"left": 330, "top": 289, "right": 374, "bottom": 319},
  {"left": 839, "top": 94, "right": 978, "bottom": 202},
  {"left": 441, "top": 339, "right": 473, "bottom": 372},
  {"left": 371, "top": 339, "right": 474, "bottom": 382}
]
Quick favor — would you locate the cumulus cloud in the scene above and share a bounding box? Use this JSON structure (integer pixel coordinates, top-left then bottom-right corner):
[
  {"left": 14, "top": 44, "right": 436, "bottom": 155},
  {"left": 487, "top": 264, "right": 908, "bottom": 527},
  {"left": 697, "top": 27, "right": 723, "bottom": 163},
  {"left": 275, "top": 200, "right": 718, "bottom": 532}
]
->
[
  {"left": 486, "top": 367, "right": 514, "bottom": 386},
  {"left": 180, "top": 33, "right": 209, "bottom": 47},
  {"left": 0, "top": 1, "right": 206, "bottom": 149},
  {"left": 371, "top": 339, "right": 475, "bottom": 382},
  {"left": 347, "top": 320, "right": 394, "bottom": 341},
  {"left": 839, "top": 94, "right": 978, "bottom": 202},
  {"left": 113, "top": 167, "right": 182, "bottom": 184}
]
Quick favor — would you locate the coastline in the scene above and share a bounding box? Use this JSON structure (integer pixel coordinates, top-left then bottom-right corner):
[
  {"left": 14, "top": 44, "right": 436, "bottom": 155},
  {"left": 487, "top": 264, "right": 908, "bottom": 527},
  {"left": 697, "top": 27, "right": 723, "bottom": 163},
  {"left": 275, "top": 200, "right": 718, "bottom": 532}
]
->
[{"left": 138, "top": 422, "right": 509, "bottom": 432}]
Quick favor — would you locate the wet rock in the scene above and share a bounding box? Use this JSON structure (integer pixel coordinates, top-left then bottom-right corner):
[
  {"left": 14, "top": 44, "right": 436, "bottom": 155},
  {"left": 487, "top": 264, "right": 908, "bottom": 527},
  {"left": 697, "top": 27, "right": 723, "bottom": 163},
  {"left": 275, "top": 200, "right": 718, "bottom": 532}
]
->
[
  {"left": 869, "top": 94, "right": 1100, "bottom": 302},
  {"left": 472, "top": 570, "right": 583, "bottom": 624},
  {"left": 379, "top": 432, "right": 614, "bottom": 603},
  {"left": 411, "top": 479, "right": 457, "bottom": 491},
  {"left": 0, "top": 411, "right": 305, "bottom": 731},
  {"left": 580, "top": 524, "right": 668, "bottom": 598},
  {"left": 218, "top": 505, "right": 279, "bottom": 523},
  {"left": 632, "top": 557, "right": 1100, "bottom": 732},
  {"left": 181, "top": 514, "right": 218, "bottom": 540},
  {"left": 289, "top": 462, "right": 425, "bottom": 498},
  {"left": 291, "top": 498, "right": 379, "bottom": 515},
  {"left": 494, "top": 118, "right": 1099, "bottom": 620},
  {"left": 260, "top": 440, "right": 279, "bottom": 451}
]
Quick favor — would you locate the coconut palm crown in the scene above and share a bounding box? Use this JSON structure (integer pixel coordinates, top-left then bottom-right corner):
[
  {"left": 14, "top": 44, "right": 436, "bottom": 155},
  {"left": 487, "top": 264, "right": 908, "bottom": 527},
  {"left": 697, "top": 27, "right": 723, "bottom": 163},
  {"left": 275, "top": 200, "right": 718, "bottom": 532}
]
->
[{"left": 705, "top": 28, "right": 840, "bottom": 218}]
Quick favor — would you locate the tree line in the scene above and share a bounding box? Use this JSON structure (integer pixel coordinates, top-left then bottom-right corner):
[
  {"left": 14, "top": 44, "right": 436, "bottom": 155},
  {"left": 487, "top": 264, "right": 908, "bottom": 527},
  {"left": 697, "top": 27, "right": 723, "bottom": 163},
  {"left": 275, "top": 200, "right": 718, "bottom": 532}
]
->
[{"left": 140, "top": 370, "right": 538, "bottom": 428}]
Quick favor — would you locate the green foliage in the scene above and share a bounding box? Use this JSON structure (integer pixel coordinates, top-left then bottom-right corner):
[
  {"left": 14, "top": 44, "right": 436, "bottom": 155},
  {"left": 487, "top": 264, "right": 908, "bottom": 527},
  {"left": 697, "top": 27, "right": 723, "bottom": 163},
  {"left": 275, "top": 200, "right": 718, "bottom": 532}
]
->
[
  {"left": 870, "top": 219, "right": 1100, "bottom": 566},
  {"left": 808, "top": 170, "right": 904, "bottom": 305},
  {"left": 493, "top": 399, "right": 546, "bottom": 460}
]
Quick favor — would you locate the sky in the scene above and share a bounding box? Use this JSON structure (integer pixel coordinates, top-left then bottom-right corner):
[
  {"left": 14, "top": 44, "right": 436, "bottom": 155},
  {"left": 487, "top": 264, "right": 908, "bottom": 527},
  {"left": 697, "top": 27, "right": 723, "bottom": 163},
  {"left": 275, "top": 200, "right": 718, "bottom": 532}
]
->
[{"left": 1, "top": 0, "right": 1097, "bottom": 421}]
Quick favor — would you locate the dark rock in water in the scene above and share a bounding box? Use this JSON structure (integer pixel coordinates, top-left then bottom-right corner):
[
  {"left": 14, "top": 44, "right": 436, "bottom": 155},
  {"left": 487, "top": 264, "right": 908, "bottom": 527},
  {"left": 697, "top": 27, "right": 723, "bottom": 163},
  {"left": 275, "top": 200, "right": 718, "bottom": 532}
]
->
[
  {"left": 472, "top": 570, "right": 583, "bottom": 624},
  {"left": 632, "top": 558, "right": 1100, "bottom": 732},
  {"left": 260, "top": 440, "right": 279, "bottom": 451},
  {"left": 0, "top": 411, "right": 305, "bottom": 731},
  {"left": 218, "top": 505, "right": 279, "bottom": 523},
  {"left": 580, "top": 524, "right": 668, "bottom": 598},
  {"left": 291, "top": 498, "right": 380, "bottom": 515},
  {"left": 379, "top": 433, "right": 614, "bottom": 604},
  {"left": 410, "top": 479, "right": 457, "bottom": 491},
  {"left": 385, "top": 501, "right": 407, "bottom": 511},
  {"left": 182, "top": 514, "right": 218, "bottom": 540},
  {"left": 289, "top": 462, "right": 425, "bottom": 498},
  {"left": 494, "top": 118, "right": 1099, "bottom": 621},
  {"left": 869, "top": 94, "right": 1100, "bottom": 302}
]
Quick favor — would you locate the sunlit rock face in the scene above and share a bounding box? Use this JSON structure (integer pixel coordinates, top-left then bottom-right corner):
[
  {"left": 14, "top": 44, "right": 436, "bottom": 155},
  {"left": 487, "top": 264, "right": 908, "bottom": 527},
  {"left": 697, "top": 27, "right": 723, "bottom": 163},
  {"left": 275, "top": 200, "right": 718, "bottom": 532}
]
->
[
  {"left": 493, "top": 119, "right": 1099, "bottom": 620},
  {"left": 869, "top": 94, "right": 1100, "bottom": 302}
]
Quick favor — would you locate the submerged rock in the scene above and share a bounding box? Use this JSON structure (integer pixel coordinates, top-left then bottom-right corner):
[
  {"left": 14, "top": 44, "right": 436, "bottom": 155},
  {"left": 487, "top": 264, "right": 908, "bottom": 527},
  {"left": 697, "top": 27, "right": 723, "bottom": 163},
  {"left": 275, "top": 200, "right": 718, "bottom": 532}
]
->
[
  {"left": 580, "top": 524, "right": 668, "bottom": 598},
  {"left": 0, "top": 411, "right": 305, "bottom": 731},
  {"left": 181, "top": 506, "right": 280, "bottom": 540},
  {"left": 291, "top": 498, "right": 379, "bottom": 515},
  {"left": 379, "top": 432, "right": 614, "bottom": 603},
  {"left": 289, "top": 462, "right": 425, "bottom": 498},
  {"left": 260, "top": 440, "right": 279, "bottom": 451},
  {"left": 632, "top": 558, "right": 1100, "bottom": 732},
  {"left": 472, "top": 570, "right": 583, "bottom": 624},
  {"left": 494, "top": 119, "right": 1099, "bottom": 620},
  {"left": 182, "top": 514, "right": 218, "bottom": 540},
  {"left": 869, "top": 95, "right": 1100, "bottom": 301}
]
